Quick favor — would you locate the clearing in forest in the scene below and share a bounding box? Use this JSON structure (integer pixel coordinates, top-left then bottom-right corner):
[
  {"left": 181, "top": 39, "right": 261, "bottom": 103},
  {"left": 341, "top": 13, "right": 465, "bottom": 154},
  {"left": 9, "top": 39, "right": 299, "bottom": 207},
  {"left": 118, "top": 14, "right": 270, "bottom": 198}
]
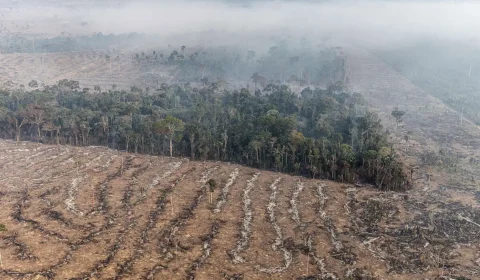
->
[{"left": 0, "top": 139, "right": 478, "bottom": 280}]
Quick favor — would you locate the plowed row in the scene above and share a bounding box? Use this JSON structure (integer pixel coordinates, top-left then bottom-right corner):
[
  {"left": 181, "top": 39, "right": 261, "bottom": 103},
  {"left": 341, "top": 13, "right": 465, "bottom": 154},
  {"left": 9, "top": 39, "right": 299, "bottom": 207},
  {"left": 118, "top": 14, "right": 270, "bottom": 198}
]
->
[{"left": 0, "top": 140, "right": 478, "bottom": 280}]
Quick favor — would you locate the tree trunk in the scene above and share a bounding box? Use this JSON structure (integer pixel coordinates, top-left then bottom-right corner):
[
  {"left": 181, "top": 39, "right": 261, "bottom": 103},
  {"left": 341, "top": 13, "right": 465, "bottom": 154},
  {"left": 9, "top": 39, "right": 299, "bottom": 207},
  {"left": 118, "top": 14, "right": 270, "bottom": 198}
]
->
[
  {"left": 169, "top": 138, "right": 173, "bottom": 157},
  {"left": 37, "top": 124, "right": 41, "bottom": 142},
  {"left": 223, "top": 132, "right": 228, "bottom": 161},
  {"left": 190, "top": 137, "right": 195, "bottom": 160},
  {"left": 86, "top": 128, "right": 91, "bottom": 145}
]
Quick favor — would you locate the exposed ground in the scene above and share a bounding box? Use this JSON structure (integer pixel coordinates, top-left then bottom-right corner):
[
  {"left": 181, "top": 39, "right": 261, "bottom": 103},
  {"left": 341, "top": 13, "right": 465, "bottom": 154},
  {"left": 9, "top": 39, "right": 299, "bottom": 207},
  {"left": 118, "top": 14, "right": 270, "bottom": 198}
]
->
[
  {"left": 0, "top": 137, "right": 478, "bottom": 280},
  {"left": 345, "top": 47, "right": 480, "bottom": 279},
  {"left": 0, "top": 51, "right": 174, "bottom": 90}
]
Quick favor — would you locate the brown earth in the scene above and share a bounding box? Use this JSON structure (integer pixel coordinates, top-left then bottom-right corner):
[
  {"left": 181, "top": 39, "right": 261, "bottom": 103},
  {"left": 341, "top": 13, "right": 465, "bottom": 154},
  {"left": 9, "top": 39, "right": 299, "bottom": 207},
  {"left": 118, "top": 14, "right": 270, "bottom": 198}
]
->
[
  {"left": 0, "top": 51, "right": 175, "bottom": 91},
  {"left": 0, "top": 137, "right": 478, "bottom": 280},
  {"left": 344, "top": 47, "right": 480, "bottom": 279}
]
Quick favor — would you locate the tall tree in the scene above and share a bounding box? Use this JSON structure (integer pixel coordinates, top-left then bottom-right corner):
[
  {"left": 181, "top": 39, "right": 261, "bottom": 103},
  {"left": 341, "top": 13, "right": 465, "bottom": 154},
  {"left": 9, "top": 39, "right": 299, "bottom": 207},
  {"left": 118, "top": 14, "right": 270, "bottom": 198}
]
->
[{"left": 154, "top": 116, "right": 185, "bottom": 157}]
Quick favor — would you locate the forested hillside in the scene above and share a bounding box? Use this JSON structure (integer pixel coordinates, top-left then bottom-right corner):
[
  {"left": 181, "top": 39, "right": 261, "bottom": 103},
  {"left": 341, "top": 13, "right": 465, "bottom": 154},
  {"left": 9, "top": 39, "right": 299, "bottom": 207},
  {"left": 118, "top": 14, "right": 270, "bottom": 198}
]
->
[{"left": 0, "top": 81, "right": 407, "bottom": 190}]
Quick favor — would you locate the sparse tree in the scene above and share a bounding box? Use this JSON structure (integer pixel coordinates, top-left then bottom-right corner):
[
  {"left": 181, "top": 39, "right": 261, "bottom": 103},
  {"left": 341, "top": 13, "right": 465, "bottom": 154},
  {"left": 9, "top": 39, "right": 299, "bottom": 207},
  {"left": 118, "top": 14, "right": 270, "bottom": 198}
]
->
[
  {"left": 251, "top": 72, "right": 266, "bottom": 90},
  {"left": 28, "top": 80, "right": 38, "bottom": 88},
  {"left": 391, "top": 107, "right": 405, "bottom": 130},
  {"left": 207, "top": 179, "right": 217, "bottom": 205}
]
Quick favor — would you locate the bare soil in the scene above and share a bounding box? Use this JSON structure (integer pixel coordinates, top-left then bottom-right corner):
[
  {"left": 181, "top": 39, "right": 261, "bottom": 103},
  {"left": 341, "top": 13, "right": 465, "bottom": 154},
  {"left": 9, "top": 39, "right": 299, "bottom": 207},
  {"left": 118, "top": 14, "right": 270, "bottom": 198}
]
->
[
  {"left": 344, "top": 47, "right": 480, "bottom": 279},
  {"left": 0, "top": 139, "right": 478, "bottom": 280},
  {"left": 0, "top": 51, "right": 175, "bottom": 91}
]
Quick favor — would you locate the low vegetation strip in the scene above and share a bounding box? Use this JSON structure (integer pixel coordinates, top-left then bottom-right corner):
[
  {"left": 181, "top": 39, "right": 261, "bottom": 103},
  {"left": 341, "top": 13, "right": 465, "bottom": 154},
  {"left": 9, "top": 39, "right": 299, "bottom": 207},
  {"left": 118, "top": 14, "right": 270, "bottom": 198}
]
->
[
  {"left": 229, "top": 172, "right": 261, "bottom": 264},
  {"left": 289, "top": 181, "right": 305, "bottom": 225},
  {"left": 255, "top": 177, "right": 293, "bottom": 273},
  {"left": 65, "top": 177, "right": 86, "bottom": 216},
  {"left": 214, "top": 168, "right": 239, "bottom": 213}
]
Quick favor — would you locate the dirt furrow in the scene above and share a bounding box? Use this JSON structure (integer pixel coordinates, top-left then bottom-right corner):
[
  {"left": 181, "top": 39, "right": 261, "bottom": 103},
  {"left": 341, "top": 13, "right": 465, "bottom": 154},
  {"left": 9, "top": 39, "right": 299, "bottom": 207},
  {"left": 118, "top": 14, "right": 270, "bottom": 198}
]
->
[
  {"left": 143, "top": 165, "right": 219, "bottom": 279},
  {"left": 0, "top": 232, "right": 37, "bottom": 261},
  {"left": 255, "top": 177, "right": 293, "bottom": 274},
  {"left": 58, "top": 159, "right": 149, "bottom": 279},
  {"left": 2, "top": 157, "right": 138, "bottom": 279},
  {"left": 111, "top": 169, "right": 193, "bottom": 279},
  {"left": 185, "top": 219, "right": 224, "bottom": 280}
]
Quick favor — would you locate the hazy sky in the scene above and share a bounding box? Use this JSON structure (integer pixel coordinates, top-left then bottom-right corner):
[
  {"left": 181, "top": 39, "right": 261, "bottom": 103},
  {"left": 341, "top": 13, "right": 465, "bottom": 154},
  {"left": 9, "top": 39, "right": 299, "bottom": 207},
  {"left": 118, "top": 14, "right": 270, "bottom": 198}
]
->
[{"left": 2, "top": 0, "right": 480, "bottom": 48}]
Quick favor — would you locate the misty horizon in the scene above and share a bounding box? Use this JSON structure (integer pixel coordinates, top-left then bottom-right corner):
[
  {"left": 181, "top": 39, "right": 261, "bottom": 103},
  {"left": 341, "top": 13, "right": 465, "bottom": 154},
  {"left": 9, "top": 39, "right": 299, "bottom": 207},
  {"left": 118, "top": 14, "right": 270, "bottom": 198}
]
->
[{"left": 0, "top": 0, "right": 479, "bottom": 49}]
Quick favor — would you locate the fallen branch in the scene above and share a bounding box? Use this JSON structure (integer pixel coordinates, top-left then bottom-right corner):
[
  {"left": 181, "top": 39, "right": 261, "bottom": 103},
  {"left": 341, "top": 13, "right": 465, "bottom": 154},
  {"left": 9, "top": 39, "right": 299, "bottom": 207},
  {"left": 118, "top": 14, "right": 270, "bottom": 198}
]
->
[{"left": 457, "top": 214, "right": 480, "bottom": 228}]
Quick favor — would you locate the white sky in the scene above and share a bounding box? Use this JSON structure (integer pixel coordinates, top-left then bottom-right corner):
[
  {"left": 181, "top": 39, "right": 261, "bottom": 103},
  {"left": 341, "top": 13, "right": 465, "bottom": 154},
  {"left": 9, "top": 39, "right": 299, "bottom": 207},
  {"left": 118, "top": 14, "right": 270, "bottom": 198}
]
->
[{"left": 2, "top": 0, "right": 480, "bottom": 48}]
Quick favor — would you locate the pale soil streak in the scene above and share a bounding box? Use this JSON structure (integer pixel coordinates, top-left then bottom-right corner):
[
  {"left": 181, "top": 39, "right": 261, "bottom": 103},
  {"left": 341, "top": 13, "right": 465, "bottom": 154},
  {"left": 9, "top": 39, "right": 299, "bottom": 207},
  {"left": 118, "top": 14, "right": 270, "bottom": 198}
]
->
[
  {"left": 289, "top": 181, "right": 305, "bottom": 225},
  {"left": 24, "top": 146, "right": 67, "bottom": 168},
  {"left": 143, "top": 161, "right": 183, "bottom": 196},
  {"left": 199, "top": 165, "right": 219, "bottom": 184},
  {"left": 1, "top": 146, "right": 56, "bottom": 169},
  {"left": 65, "top": 176, "right": 87, "bottom": 216},
  {"left": 83, "top": 153, "right": 107, "bottom": 168},
  {"left": 317, "top": 184, "right": 328, "bottom": 216},
  {"left": 214, "top": 168, "right": 239, "bottom": 213},
  {"left": 98, "top": 154, "right": 118, "bottom": 171},
  {"left": 32, "top": 147, "right": 71, "bottom": 176},
  {"left": 229, "top": 172, "right": 261, "bottom": 264},
  {"left": 313, "top": 183, "right": 339, "bottom": 279},
  {"left": 0, "top": 148, "right": 74, "bottom": 184},
  {"left": 255, "top": 177, "right": 293, "bottom": 273}
]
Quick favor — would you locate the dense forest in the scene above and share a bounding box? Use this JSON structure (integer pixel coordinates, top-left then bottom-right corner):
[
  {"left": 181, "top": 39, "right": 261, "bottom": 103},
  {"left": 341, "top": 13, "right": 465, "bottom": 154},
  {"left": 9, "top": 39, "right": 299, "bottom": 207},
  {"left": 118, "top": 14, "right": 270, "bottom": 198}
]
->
[{"left": 0, "top": 80, "right": 408, "bottom": 191}]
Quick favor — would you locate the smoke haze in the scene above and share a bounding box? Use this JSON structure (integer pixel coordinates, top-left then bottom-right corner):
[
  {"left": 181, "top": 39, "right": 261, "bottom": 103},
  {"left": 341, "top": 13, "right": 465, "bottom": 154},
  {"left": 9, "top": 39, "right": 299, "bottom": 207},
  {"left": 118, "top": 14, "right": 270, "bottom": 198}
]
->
[{"left": 1, "top": 0, "right": 479, "bottom": 48}]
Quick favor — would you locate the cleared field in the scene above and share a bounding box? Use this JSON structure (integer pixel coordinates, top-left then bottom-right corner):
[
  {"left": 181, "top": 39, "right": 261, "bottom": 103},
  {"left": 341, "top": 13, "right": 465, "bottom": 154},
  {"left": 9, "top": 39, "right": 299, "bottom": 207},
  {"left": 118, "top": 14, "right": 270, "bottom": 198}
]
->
[
  {"left": 0, "top": 140, "right": 478, "bottom": 280},
  {"left": 345, "top": 48, "right": 480, "bottom": 278},
  {"left": 0, "top": 51, "right": 173, "bottom": 91}
]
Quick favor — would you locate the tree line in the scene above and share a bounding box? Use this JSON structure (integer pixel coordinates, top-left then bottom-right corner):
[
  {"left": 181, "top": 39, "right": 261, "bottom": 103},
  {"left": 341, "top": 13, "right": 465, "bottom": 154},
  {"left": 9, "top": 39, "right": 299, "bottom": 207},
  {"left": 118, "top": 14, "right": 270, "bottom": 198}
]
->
[
  {"left": 0, "top": 80, "right": 409, "bottom": 191},
  {"left": 132, "top": 42, "right": 345, "bottom": 88}
]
